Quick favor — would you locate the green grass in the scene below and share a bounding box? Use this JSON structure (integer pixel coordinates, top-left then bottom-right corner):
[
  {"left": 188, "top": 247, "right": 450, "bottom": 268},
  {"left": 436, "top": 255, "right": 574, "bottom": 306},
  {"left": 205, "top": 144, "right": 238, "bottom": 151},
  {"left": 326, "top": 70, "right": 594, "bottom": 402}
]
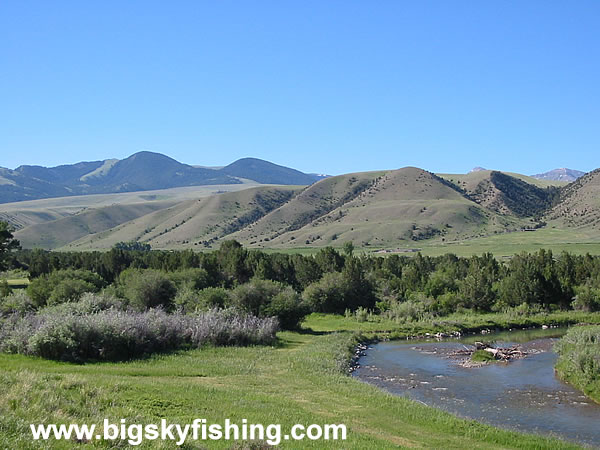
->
[
  {"left": 3, "top": 278, "right": 30, "bottom": 288},
  {"left": 471, "top": 350, "right": 497, "bottom": 363},
  {"left": 554, "top": 325, "right": 600, "bottom": 404},
  {"left": 303, "top": 311, "right": 600, "bottom": 339},
  {"left": 395, "top": 227, "right": 600, "bottom": 258},
  {"left": 1, "top": 314, "right": 596, "bottom": 448}
]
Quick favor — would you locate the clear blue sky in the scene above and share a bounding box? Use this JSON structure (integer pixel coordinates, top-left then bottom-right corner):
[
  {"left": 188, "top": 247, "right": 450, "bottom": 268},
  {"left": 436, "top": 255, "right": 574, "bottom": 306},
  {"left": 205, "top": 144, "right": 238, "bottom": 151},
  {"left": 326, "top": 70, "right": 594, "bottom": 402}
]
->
[{"left": 1, "top": 1, "right": 599, "bottom": 175}]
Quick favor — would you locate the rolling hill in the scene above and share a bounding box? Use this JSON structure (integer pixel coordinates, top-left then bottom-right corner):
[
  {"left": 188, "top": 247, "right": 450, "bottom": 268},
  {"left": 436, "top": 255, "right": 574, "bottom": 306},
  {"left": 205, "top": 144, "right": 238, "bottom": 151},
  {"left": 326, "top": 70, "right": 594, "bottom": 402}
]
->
[
  {"left": 14, "top": 202, "right": 177, "bottom": 249},
  {"left": 3, "top": 161, "right": 600, "bottom": 253},
  {"left": 63, "top": 186, "right": 300, "bottom": 250},
  {"left": 439, "top": 170, "right": 560, "bottom": 218},
  {"left": 0, "top": 152, "right": 323, "bottom": 203},
  {"left": 546, "top": 168, "right": 600, "bottom": 229},
  {"left": 231, "top": 167, "right": 526, "bottom": 248}
]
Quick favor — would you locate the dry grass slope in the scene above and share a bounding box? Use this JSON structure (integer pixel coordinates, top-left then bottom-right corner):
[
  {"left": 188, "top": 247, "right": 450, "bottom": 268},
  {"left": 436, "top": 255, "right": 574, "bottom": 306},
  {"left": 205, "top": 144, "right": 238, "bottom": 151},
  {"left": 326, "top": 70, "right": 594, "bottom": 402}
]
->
[
  {"left": 64, "top": 186, "right": 300, "bottom": 250},
  {"left": 547, "top": 168, "right": 600, "bottom": 230}
]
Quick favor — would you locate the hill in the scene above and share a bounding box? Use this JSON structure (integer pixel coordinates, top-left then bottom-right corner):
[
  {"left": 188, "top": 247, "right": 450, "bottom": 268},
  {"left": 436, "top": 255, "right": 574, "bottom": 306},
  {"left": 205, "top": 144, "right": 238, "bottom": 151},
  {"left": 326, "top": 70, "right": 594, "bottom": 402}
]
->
[
  {"left": 231, "top": 167, "right": 526, "bottom": 248},
  {"left": 439, "top": 170, "right": 560, "bottom": 218},
  {"left": 63, "top": 186, "right": 300, "bottom": 250},
  {"left": 0, "top": 152, "right": 321, "bottom": 203},
  {"left": 6, "top": 163, "right": 600, "bottom": 253},
  {"left": 0, "top": 183, "right": 263, "bottom": 232},
  {"left": 532, "top": 168, "right": 585, "bottom": 182},
  {"left": 546, "top": 169, "right": 600, "bottom": 229},
  {"left": 14, "top": 201, "right": 177, "bottom": 249}
]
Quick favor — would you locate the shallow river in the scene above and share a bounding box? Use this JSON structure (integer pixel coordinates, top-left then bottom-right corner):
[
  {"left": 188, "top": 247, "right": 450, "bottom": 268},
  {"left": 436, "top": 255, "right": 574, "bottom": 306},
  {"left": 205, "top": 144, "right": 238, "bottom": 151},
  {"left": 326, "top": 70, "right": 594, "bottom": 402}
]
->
[{"left": 353, "top": 328, "right": 600, "bottom": 447}]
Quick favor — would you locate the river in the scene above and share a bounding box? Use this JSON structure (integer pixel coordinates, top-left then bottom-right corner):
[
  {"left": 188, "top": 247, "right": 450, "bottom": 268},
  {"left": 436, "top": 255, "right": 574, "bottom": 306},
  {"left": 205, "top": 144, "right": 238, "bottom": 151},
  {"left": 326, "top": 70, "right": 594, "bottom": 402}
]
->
[{"left": 353, "top": 327, "right": 600, "bottom": 447}]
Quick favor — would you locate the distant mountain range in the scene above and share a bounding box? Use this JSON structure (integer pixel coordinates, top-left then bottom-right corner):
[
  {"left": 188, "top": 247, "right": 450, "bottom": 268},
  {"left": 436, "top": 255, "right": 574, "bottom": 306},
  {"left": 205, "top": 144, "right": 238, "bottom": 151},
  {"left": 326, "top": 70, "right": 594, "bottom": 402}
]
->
[
  {"left": 531, "top": 168, "right": 586, "bottom": 182},
  {"left": 470, "top": 167, "right": 585, "bottom": 182},
  {"left": 0, "top": 152, "right": 325, "bottom": 203}
]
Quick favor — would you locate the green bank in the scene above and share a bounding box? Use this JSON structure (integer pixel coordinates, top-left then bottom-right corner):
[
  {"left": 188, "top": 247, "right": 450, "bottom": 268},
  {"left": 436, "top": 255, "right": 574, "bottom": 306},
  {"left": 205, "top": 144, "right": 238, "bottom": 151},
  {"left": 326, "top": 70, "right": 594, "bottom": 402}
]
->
[{"left": 2, "top": 312, "right": 596, "bottom": 449}]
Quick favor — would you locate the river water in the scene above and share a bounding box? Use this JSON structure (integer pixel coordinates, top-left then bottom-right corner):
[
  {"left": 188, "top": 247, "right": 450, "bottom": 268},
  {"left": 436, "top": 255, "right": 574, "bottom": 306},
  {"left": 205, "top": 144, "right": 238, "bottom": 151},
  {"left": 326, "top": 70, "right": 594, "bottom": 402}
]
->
[{"left": 353, "top": 328, "right": 600, "bottom": 447}]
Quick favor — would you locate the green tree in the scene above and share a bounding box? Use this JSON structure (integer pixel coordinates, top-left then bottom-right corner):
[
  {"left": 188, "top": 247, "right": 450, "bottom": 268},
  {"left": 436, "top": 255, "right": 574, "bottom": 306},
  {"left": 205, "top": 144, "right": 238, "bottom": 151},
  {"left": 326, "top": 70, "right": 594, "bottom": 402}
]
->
[
  {"left": 0, "top": 221, "right": 20, "bottom": 271},
  {"left": 343, "top": 241, "right": 355, "bottom": 257}
]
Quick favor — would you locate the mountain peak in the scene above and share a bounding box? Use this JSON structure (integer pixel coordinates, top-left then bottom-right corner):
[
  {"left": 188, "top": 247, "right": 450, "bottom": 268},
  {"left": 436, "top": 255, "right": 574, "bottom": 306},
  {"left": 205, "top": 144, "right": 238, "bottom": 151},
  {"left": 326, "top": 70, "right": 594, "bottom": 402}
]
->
[
  {"left": 531, "top": 168, "right": 585, "bottom": 182},
  {"left": 222, "top": 158, "right": 324, "bottom": 185}
]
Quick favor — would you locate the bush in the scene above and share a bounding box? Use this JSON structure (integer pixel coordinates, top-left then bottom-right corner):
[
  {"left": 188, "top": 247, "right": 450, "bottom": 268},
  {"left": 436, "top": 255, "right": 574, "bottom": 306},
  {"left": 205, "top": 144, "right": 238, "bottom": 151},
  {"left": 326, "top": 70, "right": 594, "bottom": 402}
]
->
[
  {"left": 175, "top": 287, "right": 230, "bottom": 313},
  {"left": 302, "top": 272, "right": 346, "bottom": 313},
  {"left": 27, "top": 269, "right": 105, "bottom": 307},
  {"left": 555, "top": 326, "right": 600, "bottom": 401},
  {"left": 47, "top": 279, "right": 96, "bottom": 306},
  {"left": 0, "top": 280, "right": 11, "bottom": 298},
  {"left": 0, "top": 308, "right": 278, "bottom": 362},
  {"left": 231, "top": 279, "right": 308, "bottom": 330},
  {"left": 118, "top": 269, "right": 177, "bottom": 311},
  {"left": 262, "top": 288, "right": 309, "bottom": 330},
  {"left": 572, "top": 284, "right": 600, "bottom": 312},
  {"left": 0, "top": 291, "right": 34, "bottom": 317},
  {"left": 383, "top": 299, "right": 428, "bottom": 322},
  {"left": 39, "top": 292, "right": 127, "bottom": 316},
  {"left": 167, "top": 268, "right": 212, "bottom": 290}
]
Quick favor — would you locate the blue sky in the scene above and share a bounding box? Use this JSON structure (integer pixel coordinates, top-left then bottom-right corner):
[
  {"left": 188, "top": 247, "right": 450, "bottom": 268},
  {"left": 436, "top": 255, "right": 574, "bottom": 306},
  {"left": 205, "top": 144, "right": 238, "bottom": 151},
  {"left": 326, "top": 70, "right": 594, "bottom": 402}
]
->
[{"left": 1, "top": 1, "right": 599, "bottom": 175}]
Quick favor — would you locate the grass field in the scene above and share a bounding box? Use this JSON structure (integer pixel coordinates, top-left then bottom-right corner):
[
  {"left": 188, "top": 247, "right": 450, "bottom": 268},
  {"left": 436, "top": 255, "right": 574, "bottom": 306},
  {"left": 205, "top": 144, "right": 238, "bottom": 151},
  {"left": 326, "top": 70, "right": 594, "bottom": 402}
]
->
[
  {"left": 259, "top": 227, "right": 600, "bottom": 258},
  {"left": 1, "top": 313, "right": 596, "bottom": 448},
  {"left": 2, "top": 278, "right": 30, "bottom": 288}
]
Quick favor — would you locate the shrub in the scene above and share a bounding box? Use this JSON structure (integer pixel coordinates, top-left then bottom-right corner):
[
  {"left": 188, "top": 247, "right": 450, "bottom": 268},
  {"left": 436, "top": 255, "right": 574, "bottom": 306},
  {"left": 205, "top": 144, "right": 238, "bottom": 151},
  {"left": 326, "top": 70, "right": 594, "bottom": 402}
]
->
[
  {"left": 262, "top": 288, "right": 309, "bottom": 330},
  {"left": 40, "top": 292, "right": 127, "bottom": 316},
  {"left": 47, "top": 279, "right": 96, "bottom": 306},
  {"left": 231, "top": 279, "right": 308, "bottom": 330},
  {"left": 571, "top": 283, "right": 600, "bottom": 312},
  {"left": 118, "top": 269, "right": 177, "bottom": 311},
  {"left": 302, "top": 272, "right": 346, "bottom": 313},
  {"left": 167, "top": 268, "right": 212, "bottom": 290},
  {"left": 0, "top": 280, "right": 11, "bottom": 298},
  {"left": 0, "top": 291, "right": 35, "bottom": 317},
  {"left": 383, "top": 299, "right": 428, "bottom": 322},
  {"left": 555, "top": 325, "right": 600, "bottom": 401},
  {"left": 0, "top": 308, "right": 278, "bottom": 362},
  {"left": 27, "top": 269, "right": 105, "bottom": 307},
  {"left": 175, "top": 287, "right": 230, "bottom": 313}
]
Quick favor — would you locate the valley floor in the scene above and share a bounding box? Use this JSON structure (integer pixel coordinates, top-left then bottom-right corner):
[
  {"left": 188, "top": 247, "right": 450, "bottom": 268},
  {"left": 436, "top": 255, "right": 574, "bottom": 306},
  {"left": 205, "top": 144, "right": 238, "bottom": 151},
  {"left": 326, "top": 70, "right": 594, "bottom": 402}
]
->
[{"left": 2, "top": 313, "right": 599, "bottom": 448}]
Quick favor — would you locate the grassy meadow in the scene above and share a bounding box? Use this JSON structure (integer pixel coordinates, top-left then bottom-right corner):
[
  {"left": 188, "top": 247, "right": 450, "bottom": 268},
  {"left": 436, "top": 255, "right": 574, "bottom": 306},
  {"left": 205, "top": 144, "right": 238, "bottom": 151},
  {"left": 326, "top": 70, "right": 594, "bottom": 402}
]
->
[{"left": 1, "top": 312, "right": 596, "bottom": 449}]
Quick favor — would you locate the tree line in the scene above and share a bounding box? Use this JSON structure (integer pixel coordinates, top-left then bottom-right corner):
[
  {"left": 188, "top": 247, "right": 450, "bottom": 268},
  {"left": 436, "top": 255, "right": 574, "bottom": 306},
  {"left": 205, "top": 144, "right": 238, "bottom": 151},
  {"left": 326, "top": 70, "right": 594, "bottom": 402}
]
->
[{"left": 2, "top": 239, "right": 599, "bottom": 321}]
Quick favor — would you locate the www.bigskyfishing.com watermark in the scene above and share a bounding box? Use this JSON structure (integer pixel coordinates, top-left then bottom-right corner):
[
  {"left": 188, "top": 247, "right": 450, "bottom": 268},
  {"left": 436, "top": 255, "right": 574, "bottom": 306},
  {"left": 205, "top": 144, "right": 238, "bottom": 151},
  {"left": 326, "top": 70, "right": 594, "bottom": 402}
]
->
[{"left": 30, "top": 419, "right": 347, "bottom": 446}]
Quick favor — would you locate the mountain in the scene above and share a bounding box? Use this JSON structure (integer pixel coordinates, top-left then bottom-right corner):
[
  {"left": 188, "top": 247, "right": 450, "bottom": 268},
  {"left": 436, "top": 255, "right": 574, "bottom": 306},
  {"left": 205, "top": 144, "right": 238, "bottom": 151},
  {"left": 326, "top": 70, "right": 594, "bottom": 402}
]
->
[
  {"left": 532, "top": 168, "right": 585, "bottom": 182},
  {"left": 0, "top": 152, "right": 321, "bottom": 203},
  {"left": 220, "top": 158, "right": 325, "bottom": 185},
  {"left": 81, "top": 152, "right": 236, "bottom": 192},
  {"left": 546, "top": 169, "right": 600, "bottom": 229},
  {"left": 470, "top": 167, "right": 487, "bottom": 173}
]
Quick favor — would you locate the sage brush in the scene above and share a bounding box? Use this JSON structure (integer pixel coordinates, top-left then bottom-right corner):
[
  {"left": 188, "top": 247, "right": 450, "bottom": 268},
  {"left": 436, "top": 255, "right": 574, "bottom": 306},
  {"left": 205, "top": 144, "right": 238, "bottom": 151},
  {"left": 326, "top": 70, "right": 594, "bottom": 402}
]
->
[{"left": 0, "top": 308, "right": 278, "bottom": 362}]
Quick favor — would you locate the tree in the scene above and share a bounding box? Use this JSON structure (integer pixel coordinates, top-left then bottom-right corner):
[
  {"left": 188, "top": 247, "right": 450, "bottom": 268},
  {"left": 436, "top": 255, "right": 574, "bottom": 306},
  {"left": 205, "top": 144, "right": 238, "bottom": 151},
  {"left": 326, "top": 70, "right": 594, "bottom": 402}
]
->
[
  {"left": 114, "top": 241, "right": 152, "bottom": 252},
  {"left": 343, "top": 241, "right": 355, "bottom": 257},
  {"left": 0, "top": 221, "right": 20, "bottom": 271}
]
